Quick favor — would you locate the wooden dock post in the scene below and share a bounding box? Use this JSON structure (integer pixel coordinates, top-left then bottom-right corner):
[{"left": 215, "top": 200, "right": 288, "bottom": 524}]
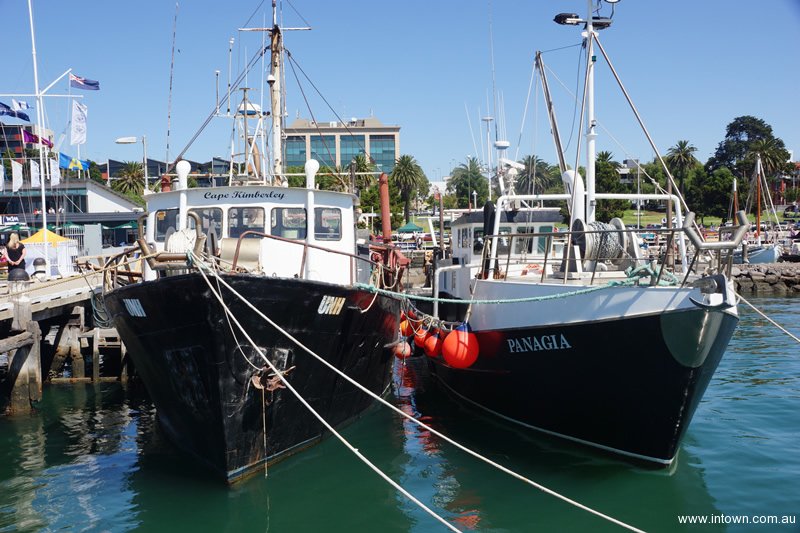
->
[{"left": 0, "top": 323, "right": 42, "bottom": 414}]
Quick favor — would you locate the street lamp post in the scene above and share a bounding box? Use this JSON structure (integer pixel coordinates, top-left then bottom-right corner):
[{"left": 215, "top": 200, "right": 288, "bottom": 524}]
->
[
  {"left": 472, "top": 190, "right": 477, "bottom": 210},
  {"left": 115, "top": 135, "right": 149, "bottom": 191}
]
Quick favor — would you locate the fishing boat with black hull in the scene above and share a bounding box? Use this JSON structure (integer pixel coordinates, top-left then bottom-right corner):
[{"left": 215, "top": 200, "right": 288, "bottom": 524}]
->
[
  {"left": 412, "top": 0, "right": 748, "bottom": 467},
  {"left": 100, "top": 7, "right": 406, "bottom": 483}
]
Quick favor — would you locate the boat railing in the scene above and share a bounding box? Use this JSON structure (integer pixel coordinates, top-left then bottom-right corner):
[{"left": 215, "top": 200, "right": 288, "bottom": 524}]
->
[
  {"left": 220, "top": 230, "right": 402, "bottom": 288},
  {"left": 479, "top": 211, "right": 749, "bottom": 285}
]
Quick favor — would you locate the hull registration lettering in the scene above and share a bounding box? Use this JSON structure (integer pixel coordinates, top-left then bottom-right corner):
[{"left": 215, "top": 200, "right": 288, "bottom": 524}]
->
[
  {"left": 507, "top": 334, "right": 571, "bottom": 353},
  {"left": 318, "top": 295, "right": 346, "bottom": 315}
]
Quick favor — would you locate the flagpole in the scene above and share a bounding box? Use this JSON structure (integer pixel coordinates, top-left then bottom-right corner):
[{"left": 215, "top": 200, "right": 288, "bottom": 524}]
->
[{"left": 27, "top": 0, "right": 50, "bottom": 278}]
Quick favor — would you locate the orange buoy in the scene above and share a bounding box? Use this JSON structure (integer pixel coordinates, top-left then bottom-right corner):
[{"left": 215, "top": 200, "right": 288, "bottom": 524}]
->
[
  {"left": 423, "top": 329, "right": 443, "bottom": 358},
  {"left": 399, "top": 319, "right": 413, "bottom": 337},
  {"left": 393, "top": 340, "right": 412, "bottom": 359},
  {"left": 413, "top": 326, "right": 430, "bottom": 348},
  {"left": 441, "top": 323, "right": 480, "bottom": 369}
]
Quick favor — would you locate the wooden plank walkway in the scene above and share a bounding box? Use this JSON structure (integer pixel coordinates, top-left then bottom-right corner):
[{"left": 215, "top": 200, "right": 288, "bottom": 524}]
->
[{"left": 0, "top": 273, "right": 104, "bottom": 322}]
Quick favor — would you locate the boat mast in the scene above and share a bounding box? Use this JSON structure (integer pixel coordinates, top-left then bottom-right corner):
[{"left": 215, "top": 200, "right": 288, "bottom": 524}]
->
[
  {"left": 27, "top": 0, "right": 50, "bottom": 276},
  {"left": 269, "top": 0, "right": 285, "bottom": 186},
  {"left": 584, "top": 0, "right": 597, "bottom": 223}
]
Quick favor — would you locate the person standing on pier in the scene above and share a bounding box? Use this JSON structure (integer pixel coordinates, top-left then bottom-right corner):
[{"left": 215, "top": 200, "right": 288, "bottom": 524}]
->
[{"left": 3, "top": 233, "right": 27, "bottom": 273}]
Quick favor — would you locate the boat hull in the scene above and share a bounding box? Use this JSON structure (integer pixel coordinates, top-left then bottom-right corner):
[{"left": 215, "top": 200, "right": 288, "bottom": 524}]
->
[
  {"left": 427, "top": 281, "right": 738, "bottom": 465},
  {"left": 105, "top": 273, "right": 399, "bottom": 482}
]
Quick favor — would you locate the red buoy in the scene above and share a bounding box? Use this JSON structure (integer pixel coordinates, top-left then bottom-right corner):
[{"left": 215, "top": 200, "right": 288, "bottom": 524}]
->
[
  {"left": 413, "top": 326, "right": 430, "bottom": 348},
  {"left": 399, "top": 319, "right": 413, "bottom": 337},
  {"left": 393, "top": 340, "right": 412, "bottom": 359},
  {"left": 441, "top": 323, "right": 480, "bottom": 368},
  {"left": 423, "top": 329, "right": 443, "bottom": 358}
]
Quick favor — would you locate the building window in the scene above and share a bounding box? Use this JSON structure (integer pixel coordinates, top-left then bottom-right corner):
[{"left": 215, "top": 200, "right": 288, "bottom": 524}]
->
[
  {"left": 271, "top": 207, "right": 307, "bottom": 240},
  {"left": 310, "top": 135, "right": 336, "bottom": 168},
  {"left": 285, "top": 135, "right": 307, "bottom": 169},
  {"left": 340, "top": 135, "right": 365, "bottom": 167},
  {"left": 369, "top": 134, "right": 396, "bottom": 173},
  {"left": 314, "top": 207, "right": 341, "bottom": 241}
]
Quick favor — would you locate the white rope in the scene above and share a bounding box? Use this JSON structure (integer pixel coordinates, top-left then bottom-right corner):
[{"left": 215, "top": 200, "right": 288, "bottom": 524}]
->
[
  {"left": 194, "top": 263, "right": 460, "bottom": 532},
  {"left": 193, "top": 256, "right": 645, "bottom": 533},
  {"left": 737, "top": 293, "right": 800, "bottom": 343}
]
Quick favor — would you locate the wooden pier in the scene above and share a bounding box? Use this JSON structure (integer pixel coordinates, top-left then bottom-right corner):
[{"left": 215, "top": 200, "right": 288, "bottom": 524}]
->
[{"left": 0, "top": 273, "right": 126, "bottom": 415}]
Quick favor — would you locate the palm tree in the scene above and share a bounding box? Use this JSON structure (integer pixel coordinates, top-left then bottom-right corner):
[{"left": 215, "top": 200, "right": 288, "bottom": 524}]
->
[
  {"left": 351, "top": 153, "right": 376, "bottom": 193},
  {"left": 113, "top": 161, "right": 144, "bottom": 196},
  {"left": 596, "top": 151, "right": 618, "bottom": 167},
  {"left": 665, "top": 140, "right": 698, "bottom": 195},
  {"left": 447, "top": 157, "right": 486, "bottom": 208},
  {"left": 390, "top": 154, "right": 426, "bottom": 223},
  {"left": 517, "top": 155, "right": 559, "bottom": 194},
  {"left": 747, "top": 137, "right": 786, "bottom": 177}
]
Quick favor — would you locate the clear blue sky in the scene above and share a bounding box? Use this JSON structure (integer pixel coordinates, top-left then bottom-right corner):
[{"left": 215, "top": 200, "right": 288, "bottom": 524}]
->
[{"left": 3, "top": 0, "right": 798, "bottom": 183}]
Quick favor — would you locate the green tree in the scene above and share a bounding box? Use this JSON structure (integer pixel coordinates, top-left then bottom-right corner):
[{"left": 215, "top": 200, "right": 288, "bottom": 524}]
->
[
  {"left": 706, "top": 116, "right": 791, "bottom": 177},
  {"left": 112, "top": 161, "right": 144, "bottom": 196},
  {"left": 517, "top": 155, "right": 560, "bottom": 194},
  {"left": 390, "top": 154, "right": 426, "bottom": 223},
  {"left": 666, "top": 140, "right": 698, "bottom": 195},
  {"left": 747, "top": 137, "right": 788, "bottom": 177},
  {"left": 594, "top": 153, "right": 628, "bottom": 222},
  {"left": 447, "top": 157, "right": 488, "bottom": 209}
]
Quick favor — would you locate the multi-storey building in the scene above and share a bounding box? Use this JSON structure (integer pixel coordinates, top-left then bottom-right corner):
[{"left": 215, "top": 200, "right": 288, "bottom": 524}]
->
[
  {"left": 284, "top": 117, "right": 400, "bottom": 173},
  {"left": 0, "top": 122, "right": 54, "bottom": 160}
]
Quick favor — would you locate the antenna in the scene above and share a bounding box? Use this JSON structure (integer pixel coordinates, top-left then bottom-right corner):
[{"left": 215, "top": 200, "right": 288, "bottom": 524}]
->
[{"left": 165, "top": 2, "right": 179, "bottom": 169}]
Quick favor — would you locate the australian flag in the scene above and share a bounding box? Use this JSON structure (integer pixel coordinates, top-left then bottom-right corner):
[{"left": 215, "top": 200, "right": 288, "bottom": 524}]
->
[
  {"left": 0, "top": 101, "right": 30, "bottom": 122},
  {"left": 69, "top": 73, "right": 100, "bottom": 91}
]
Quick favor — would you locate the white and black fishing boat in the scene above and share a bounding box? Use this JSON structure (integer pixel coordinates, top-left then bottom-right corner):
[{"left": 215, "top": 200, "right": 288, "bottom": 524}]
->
[
  {"left": 414, "top": 0, "right": 748, "bottom": 467},
  {"left": 101, "top": 6, "right": 406, "bottom": 483}
]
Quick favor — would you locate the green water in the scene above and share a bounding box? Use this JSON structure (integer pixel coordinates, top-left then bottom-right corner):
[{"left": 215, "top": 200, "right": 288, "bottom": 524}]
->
[{"left": 0, "top": 296, "right": 798, "bottom": 532}]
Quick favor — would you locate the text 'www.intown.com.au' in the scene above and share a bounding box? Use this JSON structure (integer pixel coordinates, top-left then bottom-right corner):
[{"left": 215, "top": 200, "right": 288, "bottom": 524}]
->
[{"left": 677, "top": 514, "right": 796, "bottom": 526}]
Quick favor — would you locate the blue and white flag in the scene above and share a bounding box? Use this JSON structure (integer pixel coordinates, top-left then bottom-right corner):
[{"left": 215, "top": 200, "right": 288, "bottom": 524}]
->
[
  {"left": 11, "top": 160, "right": 23, "bottom": 192},
  {"left": 11, "top": 99, "right": 31, "bottom": 111},
  {"left": 69, "top": 73, "right": 100, "bottom": 91},
  {"left": 30, "top": 160, "right": 40, "bottom": 188},
  {"left": 0, "top": 101, "right": 30, "bottom": 122}
]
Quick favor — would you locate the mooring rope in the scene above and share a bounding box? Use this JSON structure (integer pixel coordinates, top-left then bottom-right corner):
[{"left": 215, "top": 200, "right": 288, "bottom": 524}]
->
[
  {"left": 192, "top": 256, "right": 645, "bottom": 533},
  {"left": 737, "top": 293, "right": 800, "bottom": 344},
  {"left": 194, "top": 262, "right": 460, "bottom": 533}
]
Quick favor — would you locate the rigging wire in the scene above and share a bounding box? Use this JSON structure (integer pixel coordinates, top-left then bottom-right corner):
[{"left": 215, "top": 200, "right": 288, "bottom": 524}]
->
[
  {"left": 194, "top": 264, "right": 459, "bottom": 532},
  {"left": 737, "top": 293, "right": 800, "bottom": 344},
  {"left": 191, "top": 257, "right": 646, "bottom": 533}
]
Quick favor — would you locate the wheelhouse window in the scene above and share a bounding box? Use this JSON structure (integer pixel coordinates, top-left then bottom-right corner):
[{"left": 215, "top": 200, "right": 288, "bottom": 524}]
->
[
  {"left": 189, "top": 207, "right": 223, "bottom": 241},
  {"left": 271, "top": 208, "right": 307, "bottom": 240},
  {"left": 228, "top": 207, "right": 265, "bottom": 238},
  {"left": 314, "top": 207, "right": 341, "bottom": 241},
  {"left": 154, "top": 209, "right": 178, "bottom": 241}
]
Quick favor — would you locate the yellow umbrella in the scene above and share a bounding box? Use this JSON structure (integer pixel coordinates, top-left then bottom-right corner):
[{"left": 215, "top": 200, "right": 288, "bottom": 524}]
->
[{"left": 21, "top": 228, "right": 72, "bottom": 244}]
